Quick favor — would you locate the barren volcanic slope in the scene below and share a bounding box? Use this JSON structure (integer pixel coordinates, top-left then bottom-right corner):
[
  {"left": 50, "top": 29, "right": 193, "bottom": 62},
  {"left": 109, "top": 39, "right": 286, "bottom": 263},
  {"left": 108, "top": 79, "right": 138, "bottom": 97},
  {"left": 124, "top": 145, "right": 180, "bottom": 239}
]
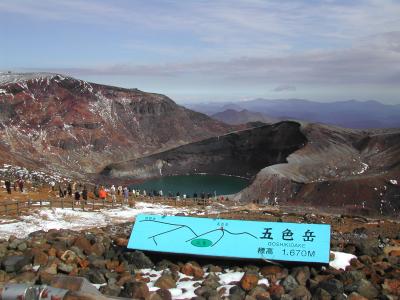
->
[
  {"left": 236, "top": 123, "right": 400, "bottom": 217},
  {"left": 103, "top": 121, "right": 400, "bottom": 217},
  {"left": 0, "top": 73, "right": 232, "bottom": 176},
  {"left": 101, "top": 121, "right": 307, "bottom": 179}
]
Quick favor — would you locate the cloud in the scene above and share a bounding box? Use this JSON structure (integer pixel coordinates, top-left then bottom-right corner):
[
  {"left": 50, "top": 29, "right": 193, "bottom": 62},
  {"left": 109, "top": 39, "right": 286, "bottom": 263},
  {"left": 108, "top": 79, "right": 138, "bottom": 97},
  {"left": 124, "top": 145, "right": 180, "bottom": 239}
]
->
[
  {"left": 273, "top": 85, "right": 297, "bottom": 92},
  {"left": 37, "top": 30, "right": 400, "bottom": 87},
  {"left": 1, "top": 0, "right": 400, "bottom": 102},
  {"left": 1, "top": 0, "right": 400, "bottom": 59}
]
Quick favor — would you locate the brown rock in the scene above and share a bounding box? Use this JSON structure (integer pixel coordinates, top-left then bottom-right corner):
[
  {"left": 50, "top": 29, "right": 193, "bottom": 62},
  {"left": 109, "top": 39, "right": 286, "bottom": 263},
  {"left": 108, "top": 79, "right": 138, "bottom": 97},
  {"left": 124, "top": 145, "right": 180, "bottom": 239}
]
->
[
  {"left": 106, "top": 260, "right": 120, "bottom": 270},
  {"left": 115, "top": 263, "right": 125, "bottom": 273},
  {"left": 260, "top": 265, "right": 287, "bottom": 283},
  {"left": 156, "top": 288, "right": 172, "bottom": 300},
  {"left": 114, "top": 237, "right": 128, "bottom": 247},
  {"left": 248, "top": 286, "right": 270, "bottom": 300},
  {"left": 382, "top": 279, "right": 400, "bottom": 296},
  {"left": 208, "top": 265, "right": 223, "bottom": 273},
  {"left": 34, "top": 251, "right": 49, "bottom": 266},
  {"left": 48, "top": 247, "right": 57, "bottom": 257},
  {"left": 77, "top": 258, "right": 89, "bottom": 269},
  {"left": 389, "top": 250, "right": 400, "bottom": 257},
  {"left": 358, "top": 255, "right": 373, "bottom": 265},
  {"left": 347, "top": 293, "right": 368, "bottom": 300},
  {"left": 373, "top": 261, "right": 391, "bottom": 269},
  {"left": 74, "top": 236, "right": 92, "bottom": 254},
  {"left": 181, "top": 263, "right": 204, "bottom": 279},
  {"left": 313, "top": 274, "right": 334, "bottom": 283},
  {"left": 148, "top": 292, "right": 163, "bottom": 300},
  {"left": 154, "top": 275, "right": 177, "bottom": 289},
  {"left": 90, "top": 242, "right": 105, "bottom": 256},
  {"left": 0, "top": 270, "right": 10, "bottom": 282},
  {"left": 11, "top": 271, "right": 38, "bottom": 284},
  {"left": 349, "top": 258, "right": 364, "bottom": 270},
  {"left": 329, "top": 252, "right": 335, "bottom": 261},
  {"left": 289, "top": 286, "right": 311, "bottom": 300},
  {"left": 124, "top": 281, "right": 150, "bottom": 299},
  {"left": 292, "top": 267, "right": 310, "bottom": 286},
  {"left": 39, "top": 271, "right": 54, "bottom": 285},
  {"left": 117, "top": 273, "right": 135, "bottom": 286},
  {"left": 268, "top": 284, "right": 284, "bottom": 298},
  {"left": 311, "top": 288, "right": 331, "bottom": 300},
  {"left": 68, "top": 267, "right": 79, "bottom": 276},
  {"left": 43, "top": 263, "right": 58, "bottom": 275},
  {"left": 383, "top": 246, "right": 400, "bottom": 256},
  {"left": 240, "top": 272, "right": 259, "bottom": 291}
]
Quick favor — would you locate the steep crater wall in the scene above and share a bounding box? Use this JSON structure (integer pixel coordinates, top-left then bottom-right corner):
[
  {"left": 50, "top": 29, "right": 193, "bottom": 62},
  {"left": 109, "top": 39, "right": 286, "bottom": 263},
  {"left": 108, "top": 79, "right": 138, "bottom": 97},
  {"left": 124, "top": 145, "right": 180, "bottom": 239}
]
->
[{"left": 101, "top": 121, "right": 307, "bottom": 180}]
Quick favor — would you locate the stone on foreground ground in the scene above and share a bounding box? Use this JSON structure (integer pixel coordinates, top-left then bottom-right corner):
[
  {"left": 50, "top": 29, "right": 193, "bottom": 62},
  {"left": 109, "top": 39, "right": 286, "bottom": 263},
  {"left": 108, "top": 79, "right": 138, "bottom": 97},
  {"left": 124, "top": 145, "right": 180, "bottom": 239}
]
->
[{"left": 0, "top": 220, "right": 399, "bottom": 299}]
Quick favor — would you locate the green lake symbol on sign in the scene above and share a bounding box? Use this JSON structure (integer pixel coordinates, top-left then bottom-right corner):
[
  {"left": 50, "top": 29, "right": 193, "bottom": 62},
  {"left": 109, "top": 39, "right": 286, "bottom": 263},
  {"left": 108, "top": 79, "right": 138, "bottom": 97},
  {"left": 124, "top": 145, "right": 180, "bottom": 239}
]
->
[{"left": 191, "top": 239, "right": 213, "bottom": 247}]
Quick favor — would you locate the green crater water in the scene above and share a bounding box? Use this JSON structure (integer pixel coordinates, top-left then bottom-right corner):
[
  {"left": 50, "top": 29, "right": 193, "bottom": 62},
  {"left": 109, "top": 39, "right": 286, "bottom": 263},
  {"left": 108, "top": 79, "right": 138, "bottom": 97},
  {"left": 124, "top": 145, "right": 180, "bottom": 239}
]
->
[{"left": 132, "top": 174, "right": 249, "bottom": 196}]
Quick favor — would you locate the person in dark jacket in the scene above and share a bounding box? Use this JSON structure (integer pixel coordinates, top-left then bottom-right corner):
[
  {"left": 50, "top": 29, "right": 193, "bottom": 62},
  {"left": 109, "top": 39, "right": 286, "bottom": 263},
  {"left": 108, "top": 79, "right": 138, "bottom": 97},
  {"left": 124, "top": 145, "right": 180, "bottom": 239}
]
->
[
  {"left": 74, "top": 190, "right": 81, "bottom": 202},
  {"left": 59, "top": 186, "right": 64, "bottom": 198},
  {"left": 67, "top": 183, "right": 72, "bottom": 197},
  {"left": 93, "top": 185, "right": 99, "bottom": 198},
  {"left": 82, "top": 185, "right": 88, "bottom": 203},
  {"left": 18, "top": 178, "right": 24, "bottom": 192},
  {"left": 5, "top": 180, "right": 11, "bottom": 194}
]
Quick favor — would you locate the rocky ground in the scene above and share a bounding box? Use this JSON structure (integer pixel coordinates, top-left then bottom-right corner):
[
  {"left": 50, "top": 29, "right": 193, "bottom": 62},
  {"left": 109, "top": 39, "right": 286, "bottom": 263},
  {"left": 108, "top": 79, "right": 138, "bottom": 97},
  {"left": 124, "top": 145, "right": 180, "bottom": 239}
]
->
[{"left": 0, "top": 205, "right": 399, "bottom": 299}]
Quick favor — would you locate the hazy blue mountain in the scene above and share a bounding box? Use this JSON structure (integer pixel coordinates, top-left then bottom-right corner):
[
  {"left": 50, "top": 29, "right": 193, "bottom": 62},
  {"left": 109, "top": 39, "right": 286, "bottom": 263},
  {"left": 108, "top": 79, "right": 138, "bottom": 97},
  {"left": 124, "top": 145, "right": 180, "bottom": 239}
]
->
[
  {"left": 186, "top": 99, "right": 400, "bottom": 129},
  {"left": 211, "top": 109, "right": 279, "bottom": 125}
]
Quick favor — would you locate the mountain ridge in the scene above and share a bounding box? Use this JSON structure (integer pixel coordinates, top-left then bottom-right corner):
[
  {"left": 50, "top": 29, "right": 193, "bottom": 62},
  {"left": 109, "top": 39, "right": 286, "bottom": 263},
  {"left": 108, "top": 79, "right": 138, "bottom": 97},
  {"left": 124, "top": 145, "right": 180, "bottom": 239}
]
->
[
  {"left": 0, "top": 72, "right": 234, "bottom": 177},
  {"left": 186, "top": 98, "right": 400, "bottom": 129}
]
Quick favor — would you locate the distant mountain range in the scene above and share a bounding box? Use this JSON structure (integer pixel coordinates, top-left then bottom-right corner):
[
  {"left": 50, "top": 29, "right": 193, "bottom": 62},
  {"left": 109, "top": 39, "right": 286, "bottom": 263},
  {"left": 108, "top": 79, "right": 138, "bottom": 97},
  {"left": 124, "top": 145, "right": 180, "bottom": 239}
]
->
[
  {"left": 211, "top": 109, "right": 279, "bottom": 125},
  {"left": 186, "top": 99, "right": 400, "bottom": 129}
]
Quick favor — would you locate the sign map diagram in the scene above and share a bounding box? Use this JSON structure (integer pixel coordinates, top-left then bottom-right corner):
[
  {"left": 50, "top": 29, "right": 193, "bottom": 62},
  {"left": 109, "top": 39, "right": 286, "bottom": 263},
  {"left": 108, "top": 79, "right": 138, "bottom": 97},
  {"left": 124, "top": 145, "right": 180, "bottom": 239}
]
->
[
  {"left": 128, "top": 214, "right": 331, "bottom": 263},
  {"left": 140, "top": 219, "right": 258, "bottom": 247}
]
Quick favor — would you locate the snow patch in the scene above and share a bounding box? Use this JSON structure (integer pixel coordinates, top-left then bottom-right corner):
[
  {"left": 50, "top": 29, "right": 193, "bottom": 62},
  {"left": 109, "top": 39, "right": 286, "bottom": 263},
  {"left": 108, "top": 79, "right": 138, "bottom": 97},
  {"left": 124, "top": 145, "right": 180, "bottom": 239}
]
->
[
  {"left": 0, "top": 72, "right": 60, "bottom": 85},
  {"left": 329, "top": 251, "right": 356, "bottom": 270},
  {"left": 0, "top": 202, "right": 208, "bottom": 239},
  {"left": 354, "top": 162, "right": 369, "bottom": 175}
]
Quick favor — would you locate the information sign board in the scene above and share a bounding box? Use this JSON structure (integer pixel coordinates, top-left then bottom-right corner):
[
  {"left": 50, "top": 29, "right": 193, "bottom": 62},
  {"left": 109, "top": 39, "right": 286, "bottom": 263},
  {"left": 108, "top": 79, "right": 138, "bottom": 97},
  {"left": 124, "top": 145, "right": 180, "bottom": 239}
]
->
[{"left": 128, "top": 214, "right": 331, "bottom": 263}]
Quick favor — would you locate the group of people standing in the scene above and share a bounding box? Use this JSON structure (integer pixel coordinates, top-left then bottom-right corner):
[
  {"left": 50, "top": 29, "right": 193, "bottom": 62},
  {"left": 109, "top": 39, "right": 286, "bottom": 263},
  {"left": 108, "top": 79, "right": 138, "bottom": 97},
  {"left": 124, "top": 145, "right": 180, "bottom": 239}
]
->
[
  {"left": 55, "top": 182, "right": 224, "bottom": 204},
  {"left": 4, "top": 178, "right": 24, "bottom": 194},
  {"left": 93, "top": 184, "right": 130, "bottom": 204},
  {"left": 58, "top": 182, "right": 88, "bottom": 203}
]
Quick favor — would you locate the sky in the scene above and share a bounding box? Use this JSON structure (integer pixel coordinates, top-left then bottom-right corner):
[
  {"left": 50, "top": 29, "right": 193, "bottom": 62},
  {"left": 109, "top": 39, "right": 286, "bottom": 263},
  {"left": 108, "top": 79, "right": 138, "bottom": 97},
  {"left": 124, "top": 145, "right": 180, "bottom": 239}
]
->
[{"left": 0, "top": 0, "right": 400, "bottom": 104}]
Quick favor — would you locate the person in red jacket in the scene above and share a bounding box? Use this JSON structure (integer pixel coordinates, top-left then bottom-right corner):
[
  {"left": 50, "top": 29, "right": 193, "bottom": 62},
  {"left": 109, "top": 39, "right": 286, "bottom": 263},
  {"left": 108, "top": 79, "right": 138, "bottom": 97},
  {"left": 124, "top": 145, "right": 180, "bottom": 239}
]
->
[{"left": 99, "top": 186, "right": 107, "bottom": 200}]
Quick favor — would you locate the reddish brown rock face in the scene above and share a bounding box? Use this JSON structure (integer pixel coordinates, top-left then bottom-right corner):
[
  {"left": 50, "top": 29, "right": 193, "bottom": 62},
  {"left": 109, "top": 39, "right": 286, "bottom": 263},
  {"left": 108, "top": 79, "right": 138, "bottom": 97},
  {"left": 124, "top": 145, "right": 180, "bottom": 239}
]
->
[{"left": 0, "top": 73, "right": 232, "bottom": 176}]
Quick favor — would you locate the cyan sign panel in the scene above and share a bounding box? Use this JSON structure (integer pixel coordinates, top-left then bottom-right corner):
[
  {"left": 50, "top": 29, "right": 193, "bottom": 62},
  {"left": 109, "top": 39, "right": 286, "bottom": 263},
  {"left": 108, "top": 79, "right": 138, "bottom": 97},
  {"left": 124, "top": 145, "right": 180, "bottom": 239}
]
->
[{"left": 128, "top": 214, "right": 331, "bottom": 263}]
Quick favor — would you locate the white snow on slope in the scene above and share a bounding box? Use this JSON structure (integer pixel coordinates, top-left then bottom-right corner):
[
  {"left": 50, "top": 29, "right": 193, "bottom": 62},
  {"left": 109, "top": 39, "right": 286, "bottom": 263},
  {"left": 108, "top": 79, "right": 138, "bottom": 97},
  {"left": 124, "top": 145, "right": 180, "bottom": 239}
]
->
[
  {"left": 0, "top": 72, "right": 59, "bottom": 85},
  {"left": 0, "top": 202, "right": 196, "bottom": 239}
]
